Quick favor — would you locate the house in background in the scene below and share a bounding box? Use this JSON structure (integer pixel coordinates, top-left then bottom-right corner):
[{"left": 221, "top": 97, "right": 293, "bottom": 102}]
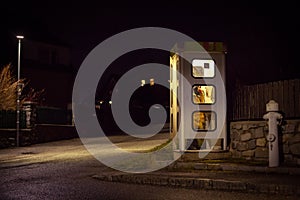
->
[
  {"left": 21, "top": 37, "right": 74, "bottom": 109},
  {"left": 0, "top": 30, "right": 75, "bottom": 110},
  {"left": 0, "top": 33, "right": 77, "bottom": 147}
]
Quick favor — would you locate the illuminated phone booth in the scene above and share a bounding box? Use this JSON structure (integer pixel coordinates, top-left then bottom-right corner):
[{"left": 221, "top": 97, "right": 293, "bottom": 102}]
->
[{"left": 170, "top": 42, "right": 227, "bottom": 152}]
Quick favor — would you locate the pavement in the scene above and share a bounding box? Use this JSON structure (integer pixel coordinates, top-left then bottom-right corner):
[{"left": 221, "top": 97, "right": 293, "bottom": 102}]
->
[
  {"left": 92, "top": 160, "right": 300, "bottom": 197},
  {"left": 1, "top": 135, "right": 300, "bottom": 197}
]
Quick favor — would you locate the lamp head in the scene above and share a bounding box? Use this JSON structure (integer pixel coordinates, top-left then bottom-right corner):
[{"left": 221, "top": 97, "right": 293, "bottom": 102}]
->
[{"left": 16, "top": 35, "right": 24, "bottom": 39}]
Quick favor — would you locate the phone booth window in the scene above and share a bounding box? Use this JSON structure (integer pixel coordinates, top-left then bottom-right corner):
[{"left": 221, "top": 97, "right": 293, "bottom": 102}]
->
[
  {"left": 192, "top": 59, "right": 215, "bottom": 78},
  {"left": 192, "top": 85, "right": 215, "bottom": 104},
  {"left": 192, "top": 111, "right": 216, "bottom": 131}
]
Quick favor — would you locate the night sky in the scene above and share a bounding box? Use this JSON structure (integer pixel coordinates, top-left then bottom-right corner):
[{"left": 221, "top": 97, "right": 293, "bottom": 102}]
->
[{"left": 1, "top": 1, "right": 299, "bottom": 86}]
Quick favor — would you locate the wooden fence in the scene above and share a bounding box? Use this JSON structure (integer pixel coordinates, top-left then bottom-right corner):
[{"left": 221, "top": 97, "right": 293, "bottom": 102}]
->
[{"left": 230, "top": 79, "right": 300, "bottom": 121}]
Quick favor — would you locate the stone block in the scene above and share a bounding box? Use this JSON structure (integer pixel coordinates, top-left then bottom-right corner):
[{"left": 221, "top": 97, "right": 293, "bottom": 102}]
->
[
  {"left": 255, "top": 147, "right": 269, "bottom": 158},
  {"left": 249, "top": 128, "right": 255, "bottom": 134},
  {"left": 253, "top": 127, "right": 264, "bottom": 138},
  {"left": 242, "top": 124, "right": 248, "bottom": 131},
  {"left": 230, "top": 130, "right": 240, "bottom": 141},
  {"left": 247, "top": 139, "right": 256, "bottom": 150},
  {"left": 235, "top": 123, "right": 242, "bottom": 130},
  {"left": 231, "top": 141, "right": 238, "bottom": 149},
  {"left": 288, "top": 134, "right": 300, "bottom": 145},
  {"left": 256, "top": 138, "right": 267, "bottom": 147},
  {"left": 248, "top": 123, "right": 258, "bottom": 129},
  {"left": 284, "top": 154, "right": 293, "bottom": 161},
  {"left": 284, "top": 124, "right": 296, "bottom": 133},
  {"left": 283, "top": 144, "right": 290, "bottom": 154},
  {"left": 237, "top": 142, "right": 247, "bottom": 151},
  {"left": 242, "top": 150, "right": 254, "bottom": 157},
  {"left": 290, "top": 143, "right": 300, "bottom": 156},
  {"left": 241, "top": 132, "right": 252, "bottom": 142},
  {"left": 231, "top": 150, "right": 242, "bottom": 158},
  {"left": 230, "top": 129, "right": 235, "bottom": 136},
  {"left": 282, "top": 134, "right": 293, "bottom": 143}
]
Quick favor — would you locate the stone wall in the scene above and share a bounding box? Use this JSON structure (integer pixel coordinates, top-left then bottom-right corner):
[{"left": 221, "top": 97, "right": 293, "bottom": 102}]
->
[
  {"left": 230, "top": 119, "right": 300, "bottom": 166},
  {"left": 0, "top": 129, "right": 36, "bottom": 148},
  {"left": 0, "top": 103, "right": 76, "bottom": 148},
  {"left": 0, "top": 125, "right": 77, "bottom": 148}
]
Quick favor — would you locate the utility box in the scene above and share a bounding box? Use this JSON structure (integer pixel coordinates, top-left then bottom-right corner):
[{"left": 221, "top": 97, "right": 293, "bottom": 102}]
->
[{"left": 170, "top": 41, "right": 227, "bottom": 151}]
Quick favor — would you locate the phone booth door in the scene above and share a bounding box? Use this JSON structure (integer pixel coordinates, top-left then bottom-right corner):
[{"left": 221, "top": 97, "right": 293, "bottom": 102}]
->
[{"left": 170, "top": 42, "right": 227, "bottom": 152}]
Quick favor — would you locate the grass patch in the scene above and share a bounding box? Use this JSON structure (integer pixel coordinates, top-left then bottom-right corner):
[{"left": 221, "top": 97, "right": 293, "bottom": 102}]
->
[{"left": 141, "top": 139, "right": 172, "bottom": 153}]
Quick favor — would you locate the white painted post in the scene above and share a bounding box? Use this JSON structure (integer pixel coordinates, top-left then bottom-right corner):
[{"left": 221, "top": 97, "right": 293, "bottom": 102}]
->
[{"left": 263, "top": 100, "right": 282, "bottom": 167}]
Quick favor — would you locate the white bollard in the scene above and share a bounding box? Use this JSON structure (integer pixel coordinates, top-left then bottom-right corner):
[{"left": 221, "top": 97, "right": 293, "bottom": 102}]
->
[{"left": 263, "top": 100, "right": 282, "bottom": 167}]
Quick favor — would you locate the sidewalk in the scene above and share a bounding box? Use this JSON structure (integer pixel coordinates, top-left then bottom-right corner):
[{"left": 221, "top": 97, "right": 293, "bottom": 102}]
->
[
  {"left": 1, "top": 137, "right": 300, "bottom": 197},
  {"left": 93, "top": 156, "right": 300, "bottom": 197},
  {"left": 93, "top": 160, "right": 300, "bottom": 196},
  {"left": 93, "top": 169, "right": 300, "bottom": 196}
]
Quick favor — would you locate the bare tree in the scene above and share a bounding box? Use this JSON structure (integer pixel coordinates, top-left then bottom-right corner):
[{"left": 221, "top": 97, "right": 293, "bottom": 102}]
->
[{"left": 0, "top": 64, "right": 44, "bottom": 110}]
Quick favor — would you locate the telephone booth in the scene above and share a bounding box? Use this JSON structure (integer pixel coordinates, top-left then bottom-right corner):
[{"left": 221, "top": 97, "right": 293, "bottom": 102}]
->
[{"left": 170, "top": 42, "right": 227, "bottom": 152}]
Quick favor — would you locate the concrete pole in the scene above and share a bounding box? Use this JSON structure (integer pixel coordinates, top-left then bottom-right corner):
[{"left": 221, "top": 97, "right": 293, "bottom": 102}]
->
[{"left": 16, "top": 36, "right": 24, "bottom": 147}]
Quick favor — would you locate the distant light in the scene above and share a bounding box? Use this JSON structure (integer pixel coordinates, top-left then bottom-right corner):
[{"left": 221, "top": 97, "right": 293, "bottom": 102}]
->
[
  {"left": 16, "top": 35, "right": 24, "bottom": 39},
  {"left": 150, "top": 78, "right": 154, "bottom": 86},
  {"left": 109, "top": 100, "right": 112, "bottom": 104},
  {"left": 141, "top": 80, "right": 145, "bottom": 86},
  {"left": 99, "top": 100, "right": 104, "bottom": 104}
]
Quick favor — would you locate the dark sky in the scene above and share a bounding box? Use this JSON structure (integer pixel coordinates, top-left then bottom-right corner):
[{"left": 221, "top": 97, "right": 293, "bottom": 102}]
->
[{"left": 1, "top": 1, "right": 299, "bottom": 86}]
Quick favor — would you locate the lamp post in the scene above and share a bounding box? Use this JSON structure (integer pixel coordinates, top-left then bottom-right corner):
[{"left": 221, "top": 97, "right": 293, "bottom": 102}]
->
[{"left": 16, "top": 35, "right": 24, "bottom": 147}]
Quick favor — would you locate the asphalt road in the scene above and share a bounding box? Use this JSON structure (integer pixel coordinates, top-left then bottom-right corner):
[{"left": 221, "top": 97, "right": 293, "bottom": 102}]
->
[{"left": 0, "top": 137, "right": 298, "bottom": 200}]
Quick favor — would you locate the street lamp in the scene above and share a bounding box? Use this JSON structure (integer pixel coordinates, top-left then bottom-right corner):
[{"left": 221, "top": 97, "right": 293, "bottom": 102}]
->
[{"left": 16, "top": 35, "right": 24, "bottom": 147}]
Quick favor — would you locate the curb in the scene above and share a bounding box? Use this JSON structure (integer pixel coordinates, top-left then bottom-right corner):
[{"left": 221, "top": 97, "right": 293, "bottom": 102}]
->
[
  {"left": 92, "top": 173, "right": 300, "bottom": 196},
  {"left": 173, "top": 162, "right": 300, "bottom": 175}
]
